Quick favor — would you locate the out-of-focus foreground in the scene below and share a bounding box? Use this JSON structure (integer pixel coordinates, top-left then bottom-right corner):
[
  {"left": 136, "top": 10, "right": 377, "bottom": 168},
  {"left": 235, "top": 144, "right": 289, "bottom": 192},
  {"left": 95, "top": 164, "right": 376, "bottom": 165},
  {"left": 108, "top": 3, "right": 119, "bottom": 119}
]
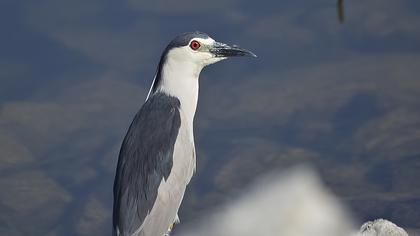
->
[
  {"left": 179, "top": 167, "right": 415, "bottom": 236},
  {"left": 179, "top": 167, "right": 353, "bottom": 236}
]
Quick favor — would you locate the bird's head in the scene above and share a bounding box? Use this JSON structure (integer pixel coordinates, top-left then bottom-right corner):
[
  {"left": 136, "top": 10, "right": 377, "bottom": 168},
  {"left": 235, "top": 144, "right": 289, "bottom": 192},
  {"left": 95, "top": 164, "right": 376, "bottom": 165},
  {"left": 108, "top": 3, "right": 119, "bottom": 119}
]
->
[
  {"left": 147, "top": 32, "right": 256, "bottom": 99},
  {"left": 162, "top": 31, "right": 256, "bottom": 69}
]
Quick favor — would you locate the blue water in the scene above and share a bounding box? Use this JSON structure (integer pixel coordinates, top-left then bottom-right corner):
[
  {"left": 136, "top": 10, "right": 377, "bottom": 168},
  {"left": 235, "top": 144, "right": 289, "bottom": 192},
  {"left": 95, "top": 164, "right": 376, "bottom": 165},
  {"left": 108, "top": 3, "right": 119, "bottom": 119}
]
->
[{"left": 1, "top": 0, "right": 419, "bottom": 235}]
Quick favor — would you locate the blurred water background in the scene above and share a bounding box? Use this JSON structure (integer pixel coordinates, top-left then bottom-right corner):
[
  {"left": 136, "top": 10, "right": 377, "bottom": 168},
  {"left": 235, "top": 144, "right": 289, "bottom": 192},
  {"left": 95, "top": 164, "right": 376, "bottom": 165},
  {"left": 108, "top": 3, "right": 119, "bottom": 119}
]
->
[{"left": 1, "top": 0, "right": 420, "bottom": 235}]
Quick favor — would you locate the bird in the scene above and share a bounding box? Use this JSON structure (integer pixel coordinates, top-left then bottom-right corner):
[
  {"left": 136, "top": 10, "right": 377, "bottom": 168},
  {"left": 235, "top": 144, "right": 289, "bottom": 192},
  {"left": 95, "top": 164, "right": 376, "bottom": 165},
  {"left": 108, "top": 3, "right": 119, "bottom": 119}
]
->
[{"left": 112, "top": 31, "right": 256, "bottom": 236}]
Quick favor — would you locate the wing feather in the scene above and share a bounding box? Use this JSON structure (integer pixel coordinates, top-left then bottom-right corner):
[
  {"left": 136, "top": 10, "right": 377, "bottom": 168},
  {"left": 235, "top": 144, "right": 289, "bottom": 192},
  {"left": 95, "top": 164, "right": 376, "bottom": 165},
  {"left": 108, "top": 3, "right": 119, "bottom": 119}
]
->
[{"left": 112, "top": 92, "right": 181, "bottom": 236}]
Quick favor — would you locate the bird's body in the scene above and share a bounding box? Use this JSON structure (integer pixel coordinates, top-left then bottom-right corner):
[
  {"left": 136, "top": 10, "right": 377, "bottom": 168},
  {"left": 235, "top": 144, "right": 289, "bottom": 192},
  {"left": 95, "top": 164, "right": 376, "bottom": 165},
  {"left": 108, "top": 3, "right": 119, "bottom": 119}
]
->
[
  {"left": 113, "top": 32, "right": 255, "bottom": 236},
  {"left": 113, "top": 92, "right": 191, "bottom": 236}
]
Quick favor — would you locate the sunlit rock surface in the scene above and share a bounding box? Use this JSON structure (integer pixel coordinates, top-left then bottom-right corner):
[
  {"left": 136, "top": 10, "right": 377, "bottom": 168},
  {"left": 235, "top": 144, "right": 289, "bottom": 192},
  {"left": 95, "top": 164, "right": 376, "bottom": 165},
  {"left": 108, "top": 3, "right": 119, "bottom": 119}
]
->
[{"left": 357, "top": 219, "right": 408, "bottom": 236}]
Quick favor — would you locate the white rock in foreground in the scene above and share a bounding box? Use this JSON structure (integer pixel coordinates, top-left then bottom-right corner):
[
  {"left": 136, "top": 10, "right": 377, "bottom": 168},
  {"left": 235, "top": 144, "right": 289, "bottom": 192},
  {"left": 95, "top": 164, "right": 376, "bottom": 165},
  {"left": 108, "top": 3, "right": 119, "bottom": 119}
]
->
[
  {"left": 358, "top": 219, "right": 409, "bottom": 236},
  {"left": 178, "top": 167, "right": 353, "bottom": 236}
]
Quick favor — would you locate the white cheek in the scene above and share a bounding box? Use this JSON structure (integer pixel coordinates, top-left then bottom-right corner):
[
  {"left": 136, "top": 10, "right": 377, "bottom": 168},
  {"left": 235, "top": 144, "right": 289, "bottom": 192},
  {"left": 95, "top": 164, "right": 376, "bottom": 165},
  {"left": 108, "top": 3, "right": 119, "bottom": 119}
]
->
[
  {"left": 188, "top": 50, "right": 214, "bottom": 66},
  {"left": 168, "top": 47, "right": 192, "bottom": 62},
  {"left": 205, "top": 56, "right": 226, "bottom": 65}
]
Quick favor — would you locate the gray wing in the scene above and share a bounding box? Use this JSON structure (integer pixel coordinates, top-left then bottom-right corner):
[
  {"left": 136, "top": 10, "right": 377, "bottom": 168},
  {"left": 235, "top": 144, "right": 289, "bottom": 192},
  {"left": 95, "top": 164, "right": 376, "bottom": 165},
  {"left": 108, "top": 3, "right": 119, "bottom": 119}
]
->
[{"left": 113, "top": 92, "right": 181, "bottom": 236}]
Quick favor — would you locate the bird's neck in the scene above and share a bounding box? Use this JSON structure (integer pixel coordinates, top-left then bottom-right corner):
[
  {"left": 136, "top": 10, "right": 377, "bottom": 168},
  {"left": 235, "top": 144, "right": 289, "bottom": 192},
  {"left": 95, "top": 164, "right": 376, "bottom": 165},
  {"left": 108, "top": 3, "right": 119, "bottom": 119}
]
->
[{"left": 158, "top": 59, "right": 202, "bottom": 127}]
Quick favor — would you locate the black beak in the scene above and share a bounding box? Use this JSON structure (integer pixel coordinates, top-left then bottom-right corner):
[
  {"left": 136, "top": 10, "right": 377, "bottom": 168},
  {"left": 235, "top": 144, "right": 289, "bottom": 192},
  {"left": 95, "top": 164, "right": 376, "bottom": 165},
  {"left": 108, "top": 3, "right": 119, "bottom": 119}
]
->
[{"left": 210, "top": 42, "right": 257, "bottom": 58}]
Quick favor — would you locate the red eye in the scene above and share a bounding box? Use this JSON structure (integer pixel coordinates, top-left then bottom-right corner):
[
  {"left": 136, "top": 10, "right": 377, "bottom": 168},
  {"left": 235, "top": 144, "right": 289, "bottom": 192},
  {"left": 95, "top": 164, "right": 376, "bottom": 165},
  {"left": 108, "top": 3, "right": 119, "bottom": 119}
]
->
[{"left": 190, "top": 40, "right": 201, "bottom": 50}]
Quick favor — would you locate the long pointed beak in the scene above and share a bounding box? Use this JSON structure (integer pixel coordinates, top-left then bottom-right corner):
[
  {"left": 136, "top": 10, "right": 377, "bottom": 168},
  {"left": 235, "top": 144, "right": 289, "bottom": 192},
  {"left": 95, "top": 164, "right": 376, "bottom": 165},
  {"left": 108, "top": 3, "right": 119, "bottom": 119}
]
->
[{"left": 210, "top": 42, "right": 257, "bottom": 58}]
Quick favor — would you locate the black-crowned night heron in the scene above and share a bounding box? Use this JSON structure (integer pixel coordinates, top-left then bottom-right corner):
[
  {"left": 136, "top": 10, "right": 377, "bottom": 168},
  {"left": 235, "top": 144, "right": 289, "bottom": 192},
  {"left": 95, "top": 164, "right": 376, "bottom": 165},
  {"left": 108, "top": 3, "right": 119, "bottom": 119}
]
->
[{"left": 113, "top": 32, "right": 255, "bottom": 236}]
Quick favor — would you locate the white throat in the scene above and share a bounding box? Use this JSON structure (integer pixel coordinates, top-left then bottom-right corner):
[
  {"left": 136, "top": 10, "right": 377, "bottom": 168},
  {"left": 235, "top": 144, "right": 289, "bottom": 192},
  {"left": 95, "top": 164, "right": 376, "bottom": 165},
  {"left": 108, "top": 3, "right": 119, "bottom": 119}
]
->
[{"left": 157, "top": 55, "right": 202, "bottom": 127}]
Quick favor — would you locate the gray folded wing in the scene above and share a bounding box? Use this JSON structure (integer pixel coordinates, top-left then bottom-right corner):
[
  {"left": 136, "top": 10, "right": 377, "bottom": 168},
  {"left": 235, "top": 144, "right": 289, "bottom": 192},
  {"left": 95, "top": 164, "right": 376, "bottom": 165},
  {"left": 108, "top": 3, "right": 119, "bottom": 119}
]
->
[{"left": 113, "top": 92, "right": 181, "bottom": 236}]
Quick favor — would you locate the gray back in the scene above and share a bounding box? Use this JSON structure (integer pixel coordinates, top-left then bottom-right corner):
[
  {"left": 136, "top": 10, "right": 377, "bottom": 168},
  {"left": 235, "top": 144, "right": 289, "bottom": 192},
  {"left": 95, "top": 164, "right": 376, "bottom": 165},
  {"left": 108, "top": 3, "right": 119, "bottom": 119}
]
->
[{"left": 113, "top": 92, "right": 181, "bottom": 235}]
